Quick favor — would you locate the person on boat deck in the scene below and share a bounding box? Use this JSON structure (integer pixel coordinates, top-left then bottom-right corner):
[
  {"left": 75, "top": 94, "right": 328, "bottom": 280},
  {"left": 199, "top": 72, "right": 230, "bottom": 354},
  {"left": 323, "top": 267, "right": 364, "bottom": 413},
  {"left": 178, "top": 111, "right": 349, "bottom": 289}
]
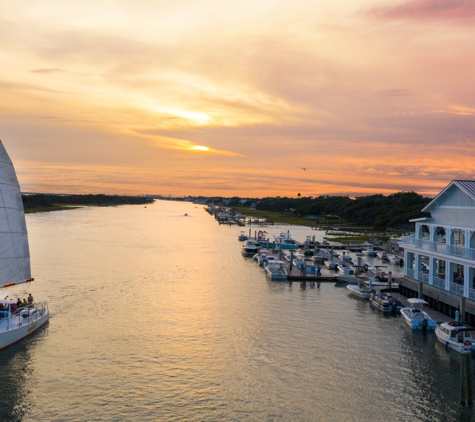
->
[
  {"left": 16, "top": 298, "right": 22, "bottom": 308},
  {"left": 22, "top": 298, "right": 28, "bottom": 308},
  {"left": 27, "top": 293, "right": 34, "bottom": 307}
]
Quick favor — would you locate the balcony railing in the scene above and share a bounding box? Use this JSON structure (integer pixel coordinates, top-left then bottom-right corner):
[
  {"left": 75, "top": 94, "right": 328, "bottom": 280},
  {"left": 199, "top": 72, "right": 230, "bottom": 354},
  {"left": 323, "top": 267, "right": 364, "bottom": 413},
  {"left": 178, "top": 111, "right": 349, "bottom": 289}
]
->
[
  {"left": 433, "top": 277, "right": 446, "bottom": 290},
  {"left": 406, "top": 268, "right": 414, "bottom": 278},
  {"left": 449, "top": 282, "right": 464, "bottom": 296},
  {"left": 469, "top": 289, "right": 475, "bottom": 300},
  {"left": 401, "top": 237, "right": 475, "bottom": 260},
  {"left": 418, "top": 272, "right": 429, "bottom": 284}
]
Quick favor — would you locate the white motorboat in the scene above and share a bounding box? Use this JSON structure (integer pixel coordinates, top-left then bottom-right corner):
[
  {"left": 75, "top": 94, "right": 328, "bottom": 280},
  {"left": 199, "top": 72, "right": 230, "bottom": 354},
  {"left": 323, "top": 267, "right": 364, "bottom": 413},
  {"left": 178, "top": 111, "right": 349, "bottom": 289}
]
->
[
  {"left": 265, "top": 261, "right": 288, "bottom": 281},
  {"left": 0, "top": 141, "right": 50, "bottom": 351},
  {"left": 337, "top": 263, "right": 354, "bottom": 276},
  {"left": 253, "top": 248, "right": 271, "bottom": 263},
  {"left": 312, "top": 249, "right": 326, "bottom": 263},
  {"left": 262, "top": 255, "right": 279, "bottom": 268},
  {"left": 335, "top": 274, "right": 360, "bottom": 284},
  {"left": 339, "top": 251, "right": 354, "bottom": 265},
  {"left": 324, "top": 259, "right": 339, "bottom": 270},
  {"left": 435, "top": 322, "right": 475, "bottom": 354},
  {"left": 292, "top": 253, "right": 306, "bottom": 269},
  {"left": 400, "top": 299, "right": 436, "bottom": 330},
  {"left": 347, "top": 284, "right": 373, "bottom": 299},
  {"left": 273, "top": 231, "right": 299, "bottom": 250},
  {"left": 388, "top": 254, "right": 404, "bottom": 265},
  {"left": 238, "top": 231, "right": 248, "bottom": 241},
  {"left": 376, "top": 251, "right": 389, "bottom": 261},
  {"left": 242, "top": 239, "right": 261, "bottom": 255},
  {"left": 362, "top": 246, "right": 377, "bottom": 257}
]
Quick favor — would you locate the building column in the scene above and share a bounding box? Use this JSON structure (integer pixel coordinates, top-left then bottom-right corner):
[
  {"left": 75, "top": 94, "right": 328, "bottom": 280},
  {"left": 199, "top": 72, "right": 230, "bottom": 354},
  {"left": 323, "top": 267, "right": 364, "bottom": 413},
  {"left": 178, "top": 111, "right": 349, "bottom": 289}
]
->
[
  {"left": 446, "top": 260, "right": 452, "bottom": 291},
  {"left": 416, "top": 223, "right": 422, "bottom": 239},
  {"left": 464, "top": 264, "right": 470, "bottom": 298},
  {"left": 429, "top": 256, "right": 435, "bottom": 285},
  {"left": 429, "top": 224, "right": 436, "bottom": 242},
  {"left": 414, "top": 254, "right": 420, "bottom": 281},
  {"left": 404, "top": 250, "right": 410, "bottom": 277}
]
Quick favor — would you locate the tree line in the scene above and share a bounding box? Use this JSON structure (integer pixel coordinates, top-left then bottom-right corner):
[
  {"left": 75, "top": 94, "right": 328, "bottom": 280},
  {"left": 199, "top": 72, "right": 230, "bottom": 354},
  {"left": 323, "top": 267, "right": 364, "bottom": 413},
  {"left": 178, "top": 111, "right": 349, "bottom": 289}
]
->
[
  {"left": 22, "top": 194, "right": 152, "bottom": 209},
  {"left": 232, "top": 191, "right": 432, "bottom": 229}
]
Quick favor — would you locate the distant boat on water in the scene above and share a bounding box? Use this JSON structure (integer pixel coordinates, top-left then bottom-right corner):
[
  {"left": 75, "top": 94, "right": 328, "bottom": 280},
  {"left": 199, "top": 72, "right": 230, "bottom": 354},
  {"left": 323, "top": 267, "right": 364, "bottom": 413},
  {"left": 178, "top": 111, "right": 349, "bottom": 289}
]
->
[{"left": 0, "top": 140, "right": 50, "bottom": 350}]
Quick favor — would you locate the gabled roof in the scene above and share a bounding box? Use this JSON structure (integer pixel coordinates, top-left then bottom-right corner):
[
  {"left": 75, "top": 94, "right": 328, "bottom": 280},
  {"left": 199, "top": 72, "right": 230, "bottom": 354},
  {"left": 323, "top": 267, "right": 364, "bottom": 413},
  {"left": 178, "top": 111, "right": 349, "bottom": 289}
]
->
[{"left": 422, "top": 180, "right": 475, "bottom": 212}]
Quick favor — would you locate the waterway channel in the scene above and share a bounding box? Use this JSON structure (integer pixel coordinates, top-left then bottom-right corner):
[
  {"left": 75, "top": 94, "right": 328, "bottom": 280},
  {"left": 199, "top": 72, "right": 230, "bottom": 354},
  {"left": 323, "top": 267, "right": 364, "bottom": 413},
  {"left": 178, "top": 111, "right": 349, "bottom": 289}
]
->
[{"left": 0, "top": 200, "right": 473, "bottom": 421}]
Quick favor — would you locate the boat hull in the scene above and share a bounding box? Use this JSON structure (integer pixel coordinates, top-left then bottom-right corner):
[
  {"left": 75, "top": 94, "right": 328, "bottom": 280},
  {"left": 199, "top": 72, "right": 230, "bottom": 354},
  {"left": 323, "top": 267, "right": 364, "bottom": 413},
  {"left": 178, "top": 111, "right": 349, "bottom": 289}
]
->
[
  {"left": 0, "top": 309, "right": 49, "bottom": 350},
  {"left": 435, "top": 327, "right": 474, "bottom": 354},
  {"left": 400, "top": 308, "right": 435, "bottom": 330},
  {"left": 346, "top": 284, "right": 371, "bottom": 299},
  {"left": 335, "top": 275, "right": 360, "bottom": 284},
  {"left": 266, "top": 268, "right": 288, "bottom": 281}
]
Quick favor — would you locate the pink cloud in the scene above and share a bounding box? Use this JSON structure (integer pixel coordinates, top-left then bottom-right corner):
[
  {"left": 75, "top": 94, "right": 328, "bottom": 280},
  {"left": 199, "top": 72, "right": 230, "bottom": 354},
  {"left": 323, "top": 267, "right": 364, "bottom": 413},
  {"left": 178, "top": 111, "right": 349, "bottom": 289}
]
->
[{"left": 369, "top": 0, "right": 475, "bottom": 22}]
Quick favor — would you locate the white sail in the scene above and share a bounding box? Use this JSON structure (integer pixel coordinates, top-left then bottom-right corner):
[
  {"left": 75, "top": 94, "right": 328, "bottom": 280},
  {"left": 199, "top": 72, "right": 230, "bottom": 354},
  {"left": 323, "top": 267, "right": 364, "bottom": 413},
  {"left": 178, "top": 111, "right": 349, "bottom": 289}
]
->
[{"left": 0, "top": 141, "right": 31, "bottom": 287}]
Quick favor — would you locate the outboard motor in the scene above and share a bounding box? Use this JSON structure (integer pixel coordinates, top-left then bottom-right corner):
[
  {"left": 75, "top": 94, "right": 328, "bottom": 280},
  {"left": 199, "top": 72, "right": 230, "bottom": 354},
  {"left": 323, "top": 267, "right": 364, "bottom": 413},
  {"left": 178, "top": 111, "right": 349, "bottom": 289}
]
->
[{"left": 422, "top": 318, "right": 428, "bottom": 331}]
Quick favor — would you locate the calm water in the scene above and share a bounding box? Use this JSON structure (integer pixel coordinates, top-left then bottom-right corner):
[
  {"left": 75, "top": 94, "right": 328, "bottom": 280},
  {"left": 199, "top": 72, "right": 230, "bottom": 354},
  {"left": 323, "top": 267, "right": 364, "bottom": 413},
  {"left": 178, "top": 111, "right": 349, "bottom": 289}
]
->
[{"left": 0, "top": 201, "right": 474, "bottom": 421}]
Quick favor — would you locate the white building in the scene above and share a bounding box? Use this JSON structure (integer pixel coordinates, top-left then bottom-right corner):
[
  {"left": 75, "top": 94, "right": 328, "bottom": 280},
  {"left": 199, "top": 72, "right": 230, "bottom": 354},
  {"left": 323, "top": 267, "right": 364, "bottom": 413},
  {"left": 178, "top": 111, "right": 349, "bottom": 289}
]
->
[{"left": 400, "top": 180, "right": 475, "bottom": 323}]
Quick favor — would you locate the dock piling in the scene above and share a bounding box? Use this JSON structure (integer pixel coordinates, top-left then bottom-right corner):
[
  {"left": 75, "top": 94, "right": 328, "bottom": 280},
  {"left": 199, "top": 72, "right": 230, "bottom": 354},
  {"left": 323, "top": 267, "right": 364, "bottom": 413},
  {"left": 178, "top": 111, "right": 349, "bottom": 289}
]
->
[{"left": 461, "top": 354, "right": 473, "bottom": 405}]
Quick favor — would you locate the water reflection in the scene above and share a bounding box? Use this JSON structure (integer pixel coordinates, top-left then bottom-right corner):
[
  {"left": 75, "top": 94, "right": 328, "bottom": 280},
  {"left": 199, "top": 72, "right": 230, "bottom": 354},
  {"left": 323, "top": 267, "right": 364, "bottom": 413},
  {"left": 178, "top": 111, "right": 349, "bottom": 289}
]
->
[
  {"left": 0, "top": 202, "right": 473, "bottom": 421},
  {"left": 0, "top": 345, "right": 33, "bottom": 421}
]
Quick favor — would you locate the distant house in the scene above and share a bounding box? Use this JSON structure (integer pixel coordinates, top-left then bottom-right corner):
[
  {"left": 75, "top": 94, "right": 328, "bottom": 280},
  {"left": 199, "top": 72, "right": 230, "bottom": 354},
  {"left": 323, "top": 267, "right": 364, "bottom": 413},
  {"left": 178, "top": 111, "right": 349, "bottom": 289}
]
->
[{"left": 400, "top": 180, "right": 475, "bottom": 323}]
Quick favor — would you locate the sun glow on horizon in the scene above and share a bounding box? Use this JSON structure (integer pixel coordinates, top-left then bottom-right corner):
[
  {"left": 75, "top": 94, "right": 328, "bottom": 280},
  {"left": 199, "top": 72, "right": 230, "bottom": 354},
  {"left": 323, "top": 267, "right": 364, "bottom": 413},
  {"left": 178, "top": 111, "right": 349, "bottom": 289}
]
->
[{"left": 189, "top": 145, "right": 210, "bottom": 152}]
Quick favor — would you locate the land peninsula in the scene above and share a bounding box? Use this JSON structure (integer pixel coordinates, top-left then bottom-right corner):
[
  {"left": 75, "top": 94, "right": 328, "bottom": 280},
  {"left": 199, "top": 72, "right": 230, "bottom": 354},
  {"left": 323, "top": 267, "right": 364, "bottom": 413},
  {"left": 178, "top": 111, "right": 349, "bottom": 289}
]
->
[{"left": 22, "top": 193, "right": 153, "bottom": 213}]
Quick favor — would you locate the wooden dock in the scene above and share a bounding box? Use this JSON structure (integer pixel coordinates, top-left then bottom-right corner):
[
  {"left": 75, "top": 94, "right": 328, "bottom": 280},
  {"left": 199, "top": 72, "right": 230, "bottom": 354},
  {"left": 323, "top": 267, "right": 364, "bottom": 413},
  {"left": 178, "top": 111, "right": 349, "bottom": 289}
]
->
[
  {"left": 287, "top": 266, "right": 336, "bottom": 282},
  {"left": 374, "top": 280, "right": 453, "bottom": 324}
]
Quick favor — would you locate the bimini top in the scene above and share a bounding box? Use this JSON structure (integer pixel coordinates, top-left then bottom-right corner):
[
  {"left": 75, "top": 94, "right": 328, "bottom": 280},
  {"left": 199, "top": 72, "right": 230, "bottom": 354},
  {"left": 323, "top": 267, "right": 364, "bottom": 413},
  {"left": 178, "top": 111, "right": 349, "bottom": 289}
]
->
[{"left": 407, "top": 298, "right": 428, "bottom": 306}]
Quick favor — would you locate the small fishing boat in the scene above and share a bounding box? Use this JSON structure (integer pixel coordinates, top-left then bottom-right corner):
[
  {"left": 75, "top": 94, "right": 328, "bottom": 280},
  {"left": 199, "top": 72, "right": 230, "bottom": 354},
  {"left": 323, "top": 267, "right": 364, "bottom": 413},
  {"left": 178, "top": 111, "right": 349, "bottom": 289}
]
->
[
  {"left": 292, "top": 253, "right": 306, "bottom": 269},
  {"left": 362, "top": 246, "right": 377, "bottom": 257},
  {"left": 312, "top": 249, "right": 326, "bottom": 263},
  {"left": 265, "top": 261, "right": 288, "bottom": 281},
  {"left": 337, "top": 263, "right": 354, "bottom": 276},
  {"left": 324, "top": 259, "right": 339, "bottom": 270},
  {"left": 335, "top": 274, "right": 360, "bottom": 284},
  {"left": 369, "top": 291, "right": 402, "bottom": 312},
  {"left": 347, "top": 283, "right": 373, "bottom": 299},
  {"left": 388, "top": 254, "right": 403, "bottom": 265},
  {"left": 241, "top": 239, "right": 261, "bottom": 255},
  {"left": 273, "top": 231, "right": 299, "bottom": 250},
  {"left": 435, "top": 322, "right": 475, "bottom": 354},
  {"left": 400, "top": 299, "right": 436, "bottom": 330},
  {"left": 238, "top": 231, "right": 248, "bottom": 241}
]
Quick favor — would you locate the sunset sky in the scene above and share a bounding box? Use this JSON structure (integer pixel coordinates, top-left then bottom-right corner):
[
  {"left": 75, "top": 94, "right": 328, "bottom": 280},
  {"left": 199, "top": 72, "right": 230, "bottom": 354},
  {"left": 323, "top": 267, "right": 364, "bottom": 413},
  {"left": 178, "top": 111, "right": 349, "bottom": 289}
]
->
[{"left": 1, "top": 0, "right": 475, "bottom": 197}]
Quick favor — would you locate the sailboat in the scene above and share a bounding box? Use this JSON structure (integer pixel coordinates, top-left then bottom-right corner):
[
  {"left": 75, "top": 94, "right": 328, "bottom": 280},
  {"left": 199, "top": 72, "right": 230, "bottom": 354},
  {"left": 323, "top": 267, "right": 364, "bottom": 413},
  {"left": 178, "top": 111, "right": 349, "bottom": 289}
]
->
[{"left": 0, "top": 140, "right": 49, "bottom": 350}]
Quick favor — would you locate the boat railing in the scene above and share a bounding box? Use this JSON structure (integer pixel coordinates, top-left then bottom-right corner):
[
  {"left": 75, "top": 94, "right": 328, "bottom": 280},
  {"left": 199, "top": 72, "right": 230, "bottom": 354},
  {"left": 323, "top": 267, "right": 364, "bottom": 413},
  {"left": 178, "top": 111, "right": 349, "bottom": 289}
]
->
[{"left": 0, "top": 301, "right": 49, "bottom": 329}]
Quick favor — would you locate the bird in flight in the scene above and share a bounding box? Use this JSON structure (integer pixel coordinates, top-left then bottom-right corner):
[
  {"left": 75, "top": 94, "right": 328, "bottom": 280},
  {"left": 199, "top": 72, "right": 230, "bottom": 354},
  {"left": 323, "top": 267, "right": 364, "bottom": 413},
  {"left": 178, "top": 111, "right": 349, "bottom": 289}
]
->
[{"left": 302, "top": 167, "right": 306, "bottom": 171}]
